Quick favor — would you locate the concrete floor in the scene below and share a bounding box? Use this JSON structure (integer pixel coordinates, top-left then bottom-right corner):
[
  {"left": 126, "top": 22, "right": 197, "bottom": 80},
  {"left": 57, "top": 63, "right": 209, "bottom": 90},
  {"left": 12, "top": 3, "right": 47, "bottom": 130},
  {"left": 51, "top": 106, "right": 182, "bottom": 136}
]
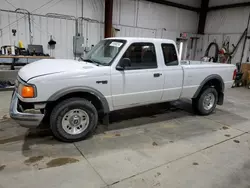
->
[{"left": 0, "top": 88, "right": 250, "bottom": 188}]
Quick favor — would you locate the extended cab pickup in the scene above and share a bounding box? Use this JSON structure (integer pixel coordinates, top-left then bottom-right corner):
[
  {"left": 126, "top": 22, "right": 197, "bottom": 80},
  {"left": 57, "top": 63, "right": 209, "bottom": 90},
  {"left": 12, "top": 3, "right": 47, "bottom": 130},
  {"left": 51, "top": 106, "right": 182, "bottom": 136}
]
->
[{"left": 10, "top": 37, "right": 236, "bottom": 142}]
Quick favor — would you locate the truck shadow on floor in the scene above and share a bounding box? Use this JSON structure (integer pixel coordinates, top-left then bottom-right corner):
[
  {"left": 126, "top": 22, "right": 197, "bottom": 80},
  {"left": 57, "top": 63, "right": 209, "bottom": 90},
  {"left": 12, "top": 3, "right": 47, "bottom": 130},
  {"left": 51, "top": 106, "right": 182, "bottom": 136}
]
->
[
  {"left": 97, "top": 101, "right": 193, "bottom": 133},
  {"left": 17, "top": 101, "right": 192, "bottom": 156},
  {"left": 16, "top": 99, "right": 247, "bottom": 158}
]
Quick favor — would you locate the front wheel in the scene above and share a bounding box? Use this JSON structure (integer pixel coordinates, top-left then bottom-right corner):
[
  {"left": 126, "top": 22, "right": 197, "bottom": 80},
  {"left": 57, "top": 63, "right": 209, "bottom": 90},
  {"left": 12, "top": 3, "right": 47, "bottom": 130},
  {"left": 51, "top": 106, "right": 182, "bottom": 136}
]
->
[
  {"left": 193, "top": 87, "right": 218, "bottom": 115},
  {"left": 50, "top": 98, "right": 98, "bottom": 142}
]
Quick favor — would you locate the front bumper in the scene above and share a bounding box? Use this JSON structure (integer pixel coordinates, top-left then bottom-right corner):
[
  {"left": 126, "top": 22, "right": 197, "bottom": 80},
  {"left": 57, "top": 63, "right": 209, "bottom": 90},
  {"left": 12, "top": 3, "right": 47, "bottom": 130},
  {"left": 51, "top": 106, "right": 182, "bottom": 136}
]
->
[{"left": 9, "top": 92, "right": 44, "bottom": 128}]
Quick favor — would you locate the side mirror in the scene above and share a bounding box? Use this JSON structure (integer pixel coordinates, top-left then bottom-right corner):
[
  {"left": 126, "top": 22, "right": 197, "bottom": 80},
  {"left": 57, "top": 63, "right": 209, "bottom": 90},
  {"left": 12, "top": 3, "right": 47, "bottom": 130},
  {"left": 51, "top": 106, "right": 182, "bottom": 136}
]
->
[{"left": 116, "top": 58, "right": 131, "bottom": 71}]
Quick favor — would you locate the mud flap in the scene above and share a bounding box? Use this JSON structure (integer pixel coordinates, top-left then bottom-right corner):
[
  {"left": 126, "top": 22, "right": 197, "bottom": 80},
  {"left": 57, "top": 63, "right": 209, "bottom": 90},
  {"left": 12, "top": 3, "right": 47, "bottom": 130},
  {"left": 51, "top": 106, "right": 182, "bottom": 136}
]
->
[
  {"left": 102, "top": 113, "right": 109, "bottom": 127},
  {"left": 217, "top": 92, "right": 224, "bottom": 105}
]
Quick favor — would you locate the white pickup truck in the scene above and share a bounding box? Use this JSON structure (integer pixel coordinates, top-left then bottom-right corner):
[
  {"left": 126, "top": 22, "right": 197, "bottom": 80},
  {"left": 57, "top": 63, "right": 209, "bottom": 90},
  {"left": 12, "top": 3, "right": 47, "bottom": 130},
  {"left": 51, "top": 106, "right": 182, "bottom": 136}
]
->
[{"left": 10, "top": 37, "right": 236, "bottom": 142}]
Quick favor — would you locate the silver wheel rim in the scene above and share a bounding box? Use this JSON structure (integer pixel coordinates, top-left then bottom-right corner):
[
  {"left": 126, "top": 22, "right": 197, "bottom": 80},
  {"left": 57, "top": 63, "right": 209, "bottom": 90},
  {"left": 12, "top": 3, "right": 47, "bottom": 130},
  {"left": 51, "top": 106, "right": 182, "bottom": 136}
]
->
[
  {"left": 203, "top": 93, "right": 215, "bottom": 111},
  {"left": 62, "top": 109, "right": 90, "bottom": 135}
]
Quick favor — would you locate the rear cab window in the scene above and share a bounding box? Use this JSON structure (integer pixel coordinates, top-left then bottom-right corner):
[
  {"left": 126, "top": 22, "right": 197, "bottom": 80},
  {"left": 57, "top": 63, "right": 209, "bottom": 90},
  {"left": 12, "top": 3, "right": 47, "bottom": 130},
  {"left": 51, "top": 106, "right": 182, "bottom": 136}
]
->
[{"left": 161, "top": 43, "right": 179, "bottom": 66}]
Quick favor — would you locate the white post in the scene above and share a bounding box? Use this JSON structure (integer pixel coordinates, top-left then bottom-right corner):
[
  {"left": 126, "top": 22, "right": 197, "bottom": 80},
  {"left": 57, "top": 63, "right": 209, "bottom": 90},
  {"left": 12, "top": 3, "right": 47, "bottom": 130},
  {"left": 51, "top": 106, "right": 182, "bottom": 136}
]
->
[{"left": 179, "top": 42, "right": 183, "bottom": 61}]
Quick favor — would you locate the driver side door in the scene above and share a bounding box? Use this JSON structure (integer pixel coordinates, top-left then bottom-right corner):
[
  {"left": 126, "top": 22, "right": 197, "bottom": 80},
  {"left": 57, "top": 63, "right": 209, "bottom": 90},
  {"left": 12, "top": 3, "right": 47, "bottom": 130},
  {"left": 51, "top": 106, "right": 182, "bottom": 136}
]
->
[{"left": 111, "top": 42, "right": 164, "bottom": 110}]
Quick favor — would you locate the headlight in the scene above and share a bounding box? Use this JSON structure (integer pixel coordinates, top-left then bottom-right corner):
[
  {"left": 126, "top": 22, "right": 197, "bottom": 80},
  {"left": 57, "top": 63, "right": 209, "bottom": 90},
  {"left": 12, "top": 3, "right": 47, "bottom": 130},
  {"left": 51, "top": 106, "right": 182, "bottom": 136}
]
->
[{"left": 17, "top": 82, "right": 36, "bottom": 98}]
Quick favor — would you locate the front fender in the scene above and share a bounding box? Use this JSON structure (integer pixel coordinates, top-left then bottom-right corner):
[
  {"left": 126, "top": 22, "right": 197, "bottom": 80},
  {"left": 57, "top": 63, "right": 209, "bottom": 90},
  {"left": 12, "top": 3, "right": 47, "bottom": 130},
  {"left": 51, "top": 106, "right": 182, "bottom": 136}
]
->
[{"left": 48, "top": 86, "right": 110, "bottom": 113}]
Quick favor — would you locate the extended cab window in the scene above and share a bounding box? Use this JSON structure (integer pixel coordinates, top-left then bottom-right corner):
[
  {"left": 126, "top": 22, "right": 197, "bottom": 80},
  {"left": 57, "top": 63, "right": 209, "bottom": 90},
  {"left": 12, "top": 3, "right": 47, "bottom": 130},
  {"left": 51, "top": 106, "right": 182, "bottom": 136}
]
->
[
  {"left": 162, "top": 44, "right": 178, "bottom": 66},
  {"left": 122, "top": 43, "right": 157, "bottom": 69}
]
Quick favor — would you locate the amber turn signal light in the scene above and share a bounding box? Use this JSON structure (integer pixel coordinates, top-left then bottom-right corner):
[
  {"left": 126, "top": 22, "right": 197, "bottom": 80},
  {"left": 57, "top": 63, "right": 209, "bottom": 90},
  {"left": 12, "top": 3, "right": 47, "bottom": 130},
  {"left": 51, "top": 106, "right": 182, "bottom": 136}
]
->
[{"left": 21, "top": 86, "right": 35, "bottom": 98}]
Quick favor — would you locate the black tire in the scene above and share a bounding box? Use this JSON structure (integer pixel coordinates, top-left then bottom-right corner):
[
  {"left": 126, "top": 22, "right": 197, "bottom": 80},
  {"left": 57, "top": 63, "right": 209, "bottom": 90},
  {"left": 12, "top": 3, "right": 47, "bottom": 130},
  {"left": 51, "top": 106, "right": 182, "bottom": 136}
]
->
[
  {"left": 50, "top": 98, "right": 98, "bottom": 142},
  {"left": 193, "top": 87, "right": 218, "bottom": 116}
]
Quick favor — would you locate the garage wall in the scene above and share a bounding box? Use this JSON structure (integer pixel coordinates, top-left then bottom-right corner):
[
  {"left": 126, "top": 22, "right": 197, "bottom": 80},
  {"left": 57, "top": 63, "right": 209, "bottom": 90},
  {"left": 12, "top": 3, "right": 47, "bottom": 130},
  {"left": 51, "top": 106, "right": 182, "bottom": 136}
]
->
[
  {"left": 1, "top": 0, "right": 82, "bottom": 17},
  {"left": 201, "top": 4, "right": 250, "bottom": 63},
  {"left": 209, "top": 0, "right": 250, "bottom": 7},
  {"left": 206, "top": 7, "right": 250, "bottom": 34},
  {"left": 0, "top": 0, "right": 104, "bottom": 59},
  {"left": 113, "top": 0, "right": 199, "bottom": 37},
  {"left": 0, "top": 0, "right": 199, "bottom": 59},
  {"left": 113, "top": 0, "right": 200, "bottom": 60},
  {"left": 0, "top": 10, "right": 76, "bottom": 59},
  {"left": 168, "top": 0, "right": 201, "bottom": 7}
]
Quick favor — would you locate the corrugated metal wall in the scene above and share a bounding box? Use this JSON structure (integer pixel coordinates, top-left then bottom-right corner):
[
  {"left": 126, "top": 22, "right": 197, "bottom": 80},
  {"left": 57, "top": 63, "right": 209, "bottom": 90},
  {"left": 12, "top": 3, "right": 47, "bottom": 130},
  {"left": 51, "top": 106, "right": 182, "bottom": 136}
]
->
[
  {"left": 113, "top": 0, "right": 199, "bottom": 35},
  {"left": 0, "top": 0, "right": 200, "bottom": 59},
  {"left": 209, "top": 0, "right": 250, "bottom": 7},
  {"left": 0, "top": 10, "right": 76, "bottom": 59},
  {"left": 113, "top": 25, "right": 156, "bottom": 38},
  {"left": 203, "top": 3, "right": 250, "bottom": 63},
  {"left": 78, "top": 20, "right": 104, "bottom": 51}
]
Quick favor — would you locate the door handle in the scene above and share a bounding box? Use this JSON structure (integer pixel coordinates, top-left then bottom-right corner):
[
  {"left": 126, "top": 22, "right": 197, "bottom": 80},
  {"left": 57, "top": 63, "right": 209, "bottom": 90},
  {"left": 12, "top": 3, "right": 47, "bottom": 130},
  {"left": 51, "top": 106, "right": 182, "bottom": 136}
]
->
[
  {"left": 153, "top": 73, "right": 162, "bottom": 77},
  {"left": 96, "top": 80, "right": 108, "bottom": 84}
]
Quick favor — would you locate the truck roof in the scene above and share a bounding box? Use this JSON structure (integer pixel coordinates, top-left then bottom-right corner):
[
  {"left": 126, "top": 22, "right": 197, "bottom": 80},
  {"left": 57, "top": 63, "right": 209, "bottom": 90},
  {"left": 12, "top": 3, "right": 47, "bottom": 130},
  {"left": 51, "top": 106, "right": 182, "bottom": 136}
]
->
[{"left": 105, "top": 37, "right": 175, "bottom": 44}]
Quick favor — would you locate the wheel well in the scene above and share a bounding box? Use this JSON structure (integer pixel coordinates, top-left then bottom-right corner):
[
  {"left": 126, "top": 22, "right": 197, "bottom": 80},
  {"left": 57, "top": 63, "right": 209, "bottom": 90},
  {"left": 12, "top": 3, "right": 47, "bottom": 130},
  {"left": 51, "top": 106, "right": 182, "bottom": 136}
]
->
[
  {"left": 203, "top": 78, "right": 223, "bottom": 93},
  {"left": 45, "top": 92, "right": 104, "bottom": 116},
  {"left": 198, "top": 78, "right": 224, "bottom": 105}
]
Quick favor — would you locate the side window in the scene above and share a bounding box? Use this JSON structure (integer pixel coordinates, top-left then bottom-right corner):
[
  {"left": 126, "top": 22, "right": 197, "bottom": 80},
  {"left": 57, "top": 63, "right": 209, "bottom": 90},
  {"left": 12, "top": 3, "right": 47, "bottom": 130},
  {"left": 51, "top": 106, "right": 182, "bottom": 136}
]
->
[
  {"left": 161, "top": 44, "right": 178, "bottom": 66},
  {"left": 122, "top": 43, "right": 157, "bottom": 69}
]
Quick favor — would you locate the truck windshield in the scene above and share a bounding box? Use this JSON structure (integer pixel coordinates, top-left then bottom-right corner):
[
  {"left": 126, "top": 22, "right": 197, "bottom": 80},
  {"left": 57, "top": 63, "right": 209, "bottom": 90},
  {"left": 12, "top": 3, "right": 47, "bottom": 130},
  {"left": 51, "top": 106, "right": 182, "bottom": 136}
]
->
[{"left": 81, "top": 39, "right": 126, "bottom": 66}]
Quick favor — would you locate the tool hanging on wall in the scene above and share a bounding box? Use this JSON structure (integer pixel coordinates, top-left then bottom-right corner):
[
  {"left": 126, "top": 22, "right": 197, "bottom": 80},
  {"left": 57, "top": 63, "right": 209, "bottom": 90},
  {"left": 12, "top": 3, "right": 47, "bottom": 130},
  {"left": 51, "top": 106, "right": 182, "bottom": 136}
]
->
[
  {"left": 11, "top": 29, "right": 17, "bottom": 55},
  {"left": 220, "top": 31, "right": 247, "bottom": 87},
  {"left": 234, "top": 13, "right": 250, "bottom": 88},
  {"left": 221, "top": 13, "right": 250, "bottom": 66},
  {"left": 48, "top": 35, "right": 56, "bottom": 47},
  {"left": 240, "top": 12, "right": 250, "bottom": 65},
  {"left": 218, "top": 28, "right": 248, "bottom": 66},
  {"left": 202, "top": 42, "right": 219, "bottom": 62},
  {"left": 48, "top": 35, "right": 56, "bottom": 57},
  {"left": 219, "top": 37, "right": 230, "bottom": 63}
]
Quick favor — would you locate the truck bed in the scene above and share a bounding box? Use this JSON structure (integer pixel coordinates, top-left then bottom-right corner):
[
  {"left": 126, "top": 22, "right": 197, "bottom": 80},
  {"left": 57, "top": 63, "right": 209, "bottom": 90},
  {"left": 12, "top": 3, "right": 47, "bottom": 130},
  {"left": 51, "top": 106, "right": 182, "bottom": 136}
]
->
[
  {"left": 179, "top": 60, "right": 236, "bottom": 99},
  {"left": 181, "top": 60, "right": 223, "bottom": 65}
]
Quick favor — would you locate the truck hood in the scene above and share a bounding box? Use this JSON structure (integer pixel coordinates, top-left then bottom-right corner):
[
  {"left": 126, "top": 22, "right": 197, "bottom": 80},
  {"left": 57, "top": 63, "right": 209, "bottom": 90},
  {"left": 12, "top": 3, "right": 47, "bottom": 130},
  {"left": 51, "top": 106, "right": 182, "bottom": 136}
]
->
[{"left": 18, "top": 59, "right": 96, "bottom": 81}]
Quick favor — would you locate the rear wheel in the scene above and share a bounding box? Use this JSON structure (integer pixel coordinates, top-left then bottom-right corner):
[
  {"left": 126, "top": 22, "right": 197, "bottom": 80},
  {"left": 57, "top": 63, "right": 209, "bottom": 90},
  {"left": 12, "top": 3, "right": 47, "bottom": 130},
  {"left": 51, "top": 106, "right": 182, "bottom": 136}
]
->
[
  {"left": 50, "top": 98, "right": 98, "bottom": 142},
  {"left": 193, "top": 87, "right": 218, "bottom": 115}
]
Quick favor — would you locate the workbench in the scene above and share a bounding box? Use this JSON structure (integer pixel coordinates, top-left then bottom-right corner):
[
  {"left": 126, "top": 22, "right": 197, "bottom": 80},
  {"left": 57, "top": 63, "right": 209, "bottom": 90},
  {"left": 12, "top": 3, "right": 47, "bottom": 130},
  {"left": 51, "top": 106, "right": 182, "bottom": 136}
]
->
[
  {"left": 0, "top": 55, "right": 54, "bottom": 91},
  {"left": 0, "top": 55, "right": 54, "bottom": 70}
]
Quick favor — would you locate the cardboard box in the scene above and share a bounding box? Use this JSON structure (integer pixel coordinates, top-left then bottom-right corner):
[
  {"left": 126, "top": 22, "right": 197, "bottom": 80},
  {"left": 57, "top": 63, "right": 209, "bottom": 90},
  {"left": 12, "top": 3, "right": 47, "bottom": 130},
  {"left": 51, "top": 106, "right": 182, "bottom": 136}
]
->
[
  {"left": 247, "top": 70, "right": 250, "bottom": 84},
  {"left": 241, "top": 63, "right": 250, "bottom": 84}
]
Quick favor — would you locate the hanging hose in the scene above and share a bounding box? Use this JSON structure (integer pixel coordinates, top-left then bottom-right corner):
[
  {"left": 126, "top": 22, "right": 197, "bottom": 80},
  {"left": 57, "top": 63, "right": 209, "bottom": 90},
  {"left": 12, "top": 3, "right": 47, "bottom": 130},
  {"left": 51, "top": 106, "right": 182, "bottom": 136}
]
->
[{"left": 204, "top": 42, "right": 219, "bottom": 62}]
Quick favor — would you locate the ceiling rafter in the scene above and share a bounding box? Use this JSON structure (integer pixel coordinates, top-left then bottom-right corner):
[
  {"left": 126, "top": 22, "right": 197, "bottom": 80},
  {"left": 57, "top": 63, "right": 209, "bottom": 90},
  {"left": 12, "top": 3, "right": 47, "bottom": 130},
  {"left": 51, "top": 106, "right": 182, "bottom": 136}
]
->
[
  {"left": 144, "top": 0, "right": 250, "bottom": 12},
  {"left": 208, "top": 2, "right": 250, "bottom": 11},
  {"left": 144, "top": 0, "right": 200, "bottom": 12}
]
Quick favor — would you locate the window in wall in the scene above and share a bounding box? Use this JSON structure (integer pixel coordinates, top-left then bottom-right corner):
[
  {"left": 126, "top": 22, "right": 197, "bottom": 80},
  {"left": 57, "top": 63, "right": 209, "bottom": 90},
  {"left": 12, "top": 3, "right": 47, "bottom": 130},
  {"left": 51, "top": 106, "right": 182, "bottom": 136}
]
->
[
  {"left": 122, "top": 43, "right": 157, "bottom": 69},
  {"left": 161, "top": 44, "right": 178, "bottom": 66}
]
